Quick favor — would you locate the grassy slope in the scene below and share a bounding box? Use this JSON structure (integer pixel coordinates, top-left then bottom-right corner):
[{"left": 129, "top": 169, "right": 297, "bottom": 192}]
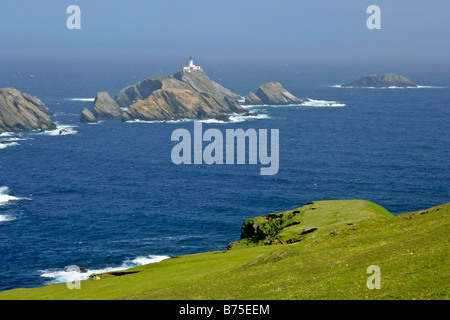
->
[
  {"left": 0, "top": 200, "right": 448, "bottom": 300},
  {"left": 229, "top": 199, "right": 392, "bottom": 248}
]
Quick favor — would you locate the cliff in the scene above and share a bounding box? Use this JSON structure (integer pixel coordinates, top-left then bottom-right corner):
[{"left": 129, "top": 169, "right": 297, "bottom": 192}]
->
[
  {"left": 114, "top": 77, "right": 191, "bottom": 109},
  {"left": 122, "top": 88, "right": 245, "bottom": 122},
  {"left": 227, "top": 200, "right": 392, "bottom": 249},
  {"left": 341, "top": 73, "right": 417, "bottom": 88},
  {"left": 0, "top": 88, "right": 56, "bottom": 133},
  {"left": 80, "top": 92, "right": 123, "bottom": 123},
  {"left": 173, "top": 69, "right": 240, "bottom": 101},
  {"left": 92, "top": 92, "right": 122, "bottom": 119},
  {"left": 117, "top": 66, "right": 246, "bottom": 122},
  {"left": 244, "top": 82, "right": 303, "bottom": 105},
  {"left": 80, "top": 108, "right": 98, "bottom": 124}
]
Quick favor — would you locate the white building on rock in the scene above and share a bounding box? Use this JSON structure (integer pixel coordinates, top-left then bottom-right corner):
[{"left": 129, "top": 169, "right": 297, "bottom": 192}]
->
[{"left": 183, "top": 57, "right": 202, "bottom": 73}]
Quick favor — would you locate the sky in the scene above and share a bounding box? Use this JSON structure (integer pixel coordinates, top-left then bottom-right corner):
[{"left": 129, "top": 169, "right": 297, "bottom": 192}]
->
[{"left": 0, "top": 0, "right": 449, "bottom": 69}]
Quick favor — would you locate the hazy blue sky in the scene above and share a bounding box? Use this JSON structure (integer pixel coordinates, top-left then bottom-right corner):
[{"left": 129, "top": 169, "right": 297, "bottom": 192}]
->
[{"left": 0, "top": 0, "right": 449, "bottom": 67}]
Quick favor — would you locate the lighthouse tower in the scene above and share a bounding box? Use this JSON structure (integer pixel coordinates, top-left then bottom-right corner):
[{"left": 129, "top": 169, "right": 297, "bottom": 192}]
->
[{"left": 183, "top": 57, "right": 202, "bottom": 73}]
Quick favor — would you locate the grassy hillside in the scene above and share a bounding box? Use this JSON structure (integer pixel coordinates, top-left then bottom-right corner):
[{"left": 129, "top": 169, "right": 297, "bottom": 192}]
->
[
  {"left": 0, "top": 200, "right": 448, "bottom": 300},
  {"left": 228, "top": 199, "right": 392, "bottom": 248}
]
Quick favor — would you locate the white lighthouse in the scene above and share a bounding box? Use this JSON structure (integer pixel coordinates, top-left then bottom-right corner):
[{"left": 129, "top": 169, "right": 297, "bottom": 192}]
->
[{"left": 183, "top": 57, "right": 202, "bottom": 73}]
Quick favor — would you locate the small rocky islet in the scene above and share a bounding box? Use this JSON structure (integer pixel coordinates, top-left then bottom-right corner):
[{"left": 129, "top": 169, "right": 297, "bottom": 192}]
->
[
  {"left": 341, "top": 73, "right": 417, "bottom": 88},
  {"left": 0, "top": 87, "right": 56, "bottom": 134},
  {"left": 243, "top": 81, "right": 305, "bottom": 106}
]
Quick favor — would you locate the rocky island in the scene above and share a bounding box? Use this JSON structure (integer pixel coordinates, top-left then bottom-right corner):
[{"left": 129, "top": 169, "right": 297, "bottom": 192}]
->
[
  {"left": 341, "top": 73, "right": 417, "bottom": 88},
  {"left": 122, "top": 88, "right": 244, "bottom": 122},
  {"left": 80, "top": 92, "right": 122, "bottom": 123},
  {"left": 120, "top": 58, "right": 246, "bottom": 122},
  {"left": 0, "top": 87, "right": 56, "bottom": 133},
  {"left": 81, "top": 58, "right": 248, "bottom": 123},
  {"left": 243, "top": 82, "right": 304, "bottom": 105},
  {"left": 80, "top": 59, "right": 320, "bottom": 122}
]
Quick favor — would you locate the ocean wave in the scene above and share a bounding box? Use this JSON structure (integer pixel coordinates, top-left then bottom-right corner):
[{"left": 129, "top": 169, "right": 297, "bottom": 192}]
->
[
  {"left": 85, "top": 121, "right": 104, "bottom": 125},
  {"left": 0, "top": 186, "right": 28, "bottom": 206},
  {"left": 416, "top": 85, "right": 446, "bottom": 89},
  {"left": 245, "top": 99, "right": 345, "bottom": 108},
  {"left": 0, "top": 215, "right": 16, "bottom": 223},
  {"left": 302, "top": 98, "right": 346, "bottom": 107},
  {"left": 126, "top": 113, "right": 270, "bottom": 125},
  {"left": 33, "top": 124, "right": 78, "bottom": 136},
  {"left": 229, "top": 113, "right": 270, "bottom": 122},
  {"left": 332, "top": 84, "right": 445, "bottom": 89},
  {"left": 200, "top": 113, "right": 271, "bottom": 124},
  {"left": 39, "top": 255, "right": 170, "bottom": 284},
  {"left": 0, "top": 142, "right": 19, "bottom": 149},
  {"left": 6, "top": 136, "right": 28, "bottom": 141},
  {"left": 126, "top": 118, "right": 196, "bottom": 124},
  {"left": 68, "top": 98, "right": 95, "bottom": 102},
  {"left": 1, "top": 133, "right": 31, "bottom": 149}
]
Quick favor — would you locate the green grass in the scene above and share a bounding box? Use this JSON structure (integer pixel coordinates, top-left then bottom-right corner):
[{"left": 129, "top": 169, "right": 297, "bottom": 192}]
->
[
  {"left": 228, "top": 199, "right": 392, "bottom": 248},
  {"left": 0, "top": 200, "right": 448, "bottom": 300}
]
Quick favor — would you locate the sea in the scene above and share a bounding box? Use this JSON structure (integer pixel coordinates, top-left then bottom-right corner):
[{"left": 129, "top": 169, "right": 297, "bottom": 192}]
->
[{"left": 0, "top": 60, "right": 449, "bottom": 291}]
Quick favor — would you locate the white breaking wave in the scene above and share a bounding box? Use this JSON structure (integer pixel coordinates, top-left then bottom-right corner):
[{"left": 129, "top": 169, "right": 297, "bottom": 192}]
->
[
  {"left": 0, "top": 215, "right": 16, "bottom": 223},
  {"left": 0, "top": 142, "right": 19, "bottom": 150},
  {"left": 1, "top": 133, "right": 30, "bottom": 149},
  {"left": 69, "top": 98, "right": 95, "bottom": 102},
  {"left": 229, "top": 113, "right": 270, "bottom": 122},
  {"left": 416, "top": 85, "right": 446, "bottom": 89},
  {"left": 200, "top": 113, "right": 270, "bottom": 124},
  {"left": 85, "top": 121, "right": 104, "bottom": 125},
  {"left": 6, "top": 136, "right": 28, "bottom": 141},
  {"left": 0, "top": 186, "right": 26, "bottom": 206},
  {"left": 40, "top": 255, "right": 170, "bottom": 284},
  {"left": 126, "top": 118, "right": 195, "bottom": 124},
  {"left": 245, "top": 99, "right": 345, "bottom": 108},
  {"left": 302, "top": 98, "right": 346, "bottom": 107},
  {"left": 127, "top": 113, "right": 270, "bottom": 125},
  {"left": 33, "top": 124, "right": 78, "bottom": 136},
  {"left": 333, "top": 84, "right": 445, "bottom": 89}
]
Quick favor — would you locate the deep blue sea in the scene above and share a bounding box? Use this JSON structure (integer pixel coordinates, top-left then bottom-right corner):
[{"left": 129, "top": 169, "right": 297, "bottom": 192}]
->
[{"left": 0, "top": 61, "right": 449, "bottom": 291}]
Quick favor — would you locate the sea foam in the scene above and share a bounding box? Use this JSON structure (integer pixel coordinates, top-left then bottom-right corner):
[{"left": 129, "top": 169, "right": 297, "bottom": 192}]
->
[
  {"left": 32, "top": 124, "right": 78, "bottom": 136},
  {"left": 0, "top": 186, "right": 24, "bottom": 206},
  {"left": 126, "top": 113, "right": 270, "bottom": 125},
  {"left": 302, "top": 99, "right": 346, "bottom": 107},
  {"left": 244, "top": 99, "right": 345, "bottom": 108},
  {"left": 0, "top": 215, "right": 16, "bottom": 223},
  {"left": 39, "top": 255, "right": 170, "bottom": 284},
  {"left": 0, "top": 142, "right": 19, "bottom": 150},
  {"left": 69, "top": 98, "right": 95, "bottom": 102},
  {"left": 332, "top": 84, "right": 445, "bottom": 89}
]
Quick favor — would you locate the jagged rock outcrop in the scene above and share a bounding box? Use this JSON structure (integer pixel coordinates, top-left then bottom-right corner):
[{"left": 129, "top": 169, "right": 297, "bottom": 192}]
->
[
  {"left": 115, "top": 69, "right": 240, "bottom": 111},
  {"left": 173, "top": 69, "right": 240, "bottom": 101},
  {"left": 244, "top": 91, "right": 263, "bottom": 105},
  {"left": 116, "top": 61, "right": 247, "bottom": 122},
  {"left": 341, "top": 73, "right": 417, "bottom": 88},
  {"left": 114, "top": 77, "right": 191, "bottom": 109},
  {"left": 80, "top": 108, "right": 98, "bottom": 124},
  {"left": 0, "top": 87, "right": 56, "bottom": 133},
  {"left": 122, "top": 88, "right": 245, "bottom": 122},
  {"left": 92, "top": 92, "right": 122, "bottom": 119},
  {"left": 243, "top": 82, "right": 303, "bottom": 105},
  {"left": 80, "top": 92, "right": 123, "bottom": 123}
]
